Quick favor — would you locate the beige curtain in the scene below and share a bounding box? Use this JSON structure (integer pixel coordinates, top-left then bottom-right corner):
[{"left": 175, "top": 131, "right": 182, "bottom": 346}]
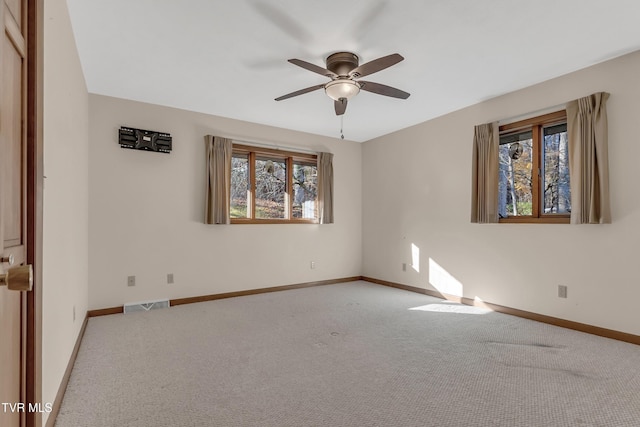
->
[
  {"left": 204, "top": 135, "right": 233, "bottom": 224},
  {"left": 566, "top": 92, "right": 611, "bottom": 224},
  {"left": 471, "top": 122, "right": 499, "bottom": 223},
  {"left": 317, "top": 152, "right": 334, "bottom": 224}
]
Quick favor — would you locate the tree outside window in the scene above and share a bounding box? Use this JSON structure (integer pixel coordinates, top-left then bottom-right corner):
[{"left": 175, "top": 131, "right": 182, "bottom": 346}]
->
[
  {"left": 230, "top": 145, "right": 318, "bottom": 223},
  {"left": 498, "top": 111, "right": 570, "bottom": 223}
]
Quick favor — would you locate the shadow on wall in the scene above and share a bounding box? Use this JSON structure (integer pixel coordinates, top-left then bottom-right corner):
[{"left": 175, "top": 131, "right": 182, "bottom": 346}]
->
[
  {"left": 429, "top": 257, "right": 463, "bottom": 297},
  {"left": 411, "top": 243, "right": 420, "bottom": 272},
  {"left": 408, "top": 255, "right": 491, "bottom": 314},
  {"left": 407, "top": 243, "right": 462, "bottom": 295},
  {"left": 427, "top": 256, "right": 494, "bottom": 311},
  {"left": 401, "top": 242, "right": 491, "bottom": 310}
]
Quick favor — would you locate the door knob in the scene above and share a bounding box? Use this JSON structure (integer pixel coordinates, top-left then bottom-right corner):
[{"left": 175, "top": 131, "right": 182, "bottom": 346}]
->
[
  {"left": 0, "top": 265, "right": 33, "bottom": 291},
  {"left": 1, "top": 254, "right": 14, "bottom": 265}
]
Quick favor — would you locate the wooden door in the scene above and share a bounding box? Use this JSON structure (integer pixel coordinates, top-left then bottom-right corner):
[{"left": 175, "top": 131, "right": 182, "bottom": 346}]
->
[{"left": 1, "top": 0, "right": 28, "bottom": 425}]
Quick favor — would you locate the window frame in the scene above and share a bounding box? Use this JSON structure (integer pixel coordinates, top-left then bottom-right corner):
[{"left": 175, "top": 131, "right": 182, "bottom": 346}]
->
[
  {"left": 231, "top": 144, "right": 318, "bottom": 224},
  {"left": 498, "top": 110, "right": 570, "bottom": 224}
]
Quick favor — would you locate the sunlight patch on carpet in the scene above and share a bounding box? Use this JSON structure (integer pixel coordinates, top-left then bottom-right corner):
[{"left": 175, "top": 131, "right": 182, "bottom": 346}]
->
[{"left": 409, "top": 302, "right": 490, "bottom": 315}]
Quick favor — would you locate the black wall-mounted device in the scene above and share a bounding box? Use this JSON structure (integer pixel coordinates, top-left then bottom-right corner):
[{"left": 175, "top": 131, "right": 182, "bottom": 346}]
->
[{"left": 119, "top": 126, "right": 172, "bottom": 153}]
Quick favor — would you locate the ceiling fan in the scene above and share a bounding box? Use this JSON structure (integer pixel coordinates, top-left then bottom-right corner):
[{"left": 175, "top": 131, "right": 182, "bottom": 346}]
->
[{"left": 275, "top": 52, "right": 410, "bottom": 116}]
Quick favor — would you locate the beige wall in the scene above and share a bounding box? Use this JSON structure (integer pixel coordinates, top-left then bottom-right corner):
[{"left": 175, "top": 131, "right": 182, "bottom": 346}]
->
[
  {"left": 362, "top": 50, "right": 640, "bottom": 336},
  {"left": 42, "top": 0, "right": 90, "bottom": 424},
  {"left": 88, "top": 95, "right": 362, "bottom": 309}
]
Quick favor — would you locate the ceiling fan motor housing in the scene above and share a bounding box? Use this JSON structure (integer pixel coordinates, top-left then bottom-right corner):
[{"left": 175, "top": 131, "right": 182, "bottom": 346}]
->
[{"left": 326, "top": 52, "right": 359, "bottom": 76}]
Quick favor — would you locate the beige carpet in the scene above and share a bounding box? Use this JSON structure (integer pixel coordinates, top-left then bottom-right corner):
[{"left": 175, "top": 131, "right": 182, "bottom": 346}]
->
[{"left": 55, "top": 281, "right": 640, "bottom": 426}]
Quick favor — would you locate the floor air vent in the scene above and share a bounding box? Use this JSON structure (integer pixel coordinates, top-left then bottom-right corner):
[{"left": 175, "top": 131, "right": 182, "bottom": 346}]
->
[{"left": 124, "top": 299, "right": 170, "bottom": 314}]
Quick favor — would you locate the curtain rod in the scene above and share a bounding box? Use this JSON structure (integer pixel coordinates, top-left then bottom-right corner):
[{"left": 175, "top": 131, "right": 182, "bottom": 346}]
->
[
  {"left": 498, "top": 102, "right": 567, "bottom": 126},
  {"left": 218, "top": 135, "right": 319, "bottom": 155}
]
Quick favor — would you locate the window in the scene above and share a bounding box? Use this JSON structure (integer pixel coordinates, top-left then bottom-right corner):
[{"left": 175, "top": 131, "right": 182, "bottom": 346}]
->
[
  {"left": 498, "top": 111, "right": 570, "bottom": 223},
  {"left": 230, "top": 144, "right": 318, "bottom": 223},
  {"left": 292, "top": 161, "right": 318, "bottom": 219}
]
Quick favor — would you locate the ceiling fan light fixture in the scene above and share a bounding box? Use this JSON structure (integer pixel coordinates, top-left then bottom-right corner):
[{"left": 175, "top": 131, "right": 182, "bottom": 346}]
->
[{"left": 325, "top": 79, "right": 360, "bottom": 101}]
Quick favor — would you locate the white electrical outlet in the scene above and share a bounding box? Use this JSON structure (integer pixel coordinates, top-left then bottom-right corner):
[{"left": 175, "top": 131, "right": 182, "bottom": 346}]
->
[
  {"left": 167, "top": 273, "right": 174, "bottom": 284},
  {"left": 402, "top": 263, "right": 407, "bottom": 272},
  {"left": 558, "top": 285, "right": 568, "bottom": 298},
  {"left": 310, "top": 261, "right": 316, "bottom": 269},
  {"left": 127, "top": 276, "right": 135, "bottom": 287}
]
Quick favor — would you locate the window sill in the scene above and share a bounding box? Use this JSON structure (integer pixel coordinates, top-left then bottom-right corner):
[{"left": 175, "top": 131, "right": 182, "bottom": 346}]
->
[
  {"left": 230, "top": 219, "right": 319, "bottom": 225},
  {"left": 499, "top": 216, "right": 570, "bottom": 224}
]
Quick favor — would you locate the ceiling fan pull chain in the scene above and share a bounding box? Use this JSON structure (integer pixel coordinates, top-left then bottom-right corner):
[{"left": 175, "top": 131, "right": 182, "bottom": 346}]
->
[{"left": 340, "top": 115, "right": 345, "bottom": 140}]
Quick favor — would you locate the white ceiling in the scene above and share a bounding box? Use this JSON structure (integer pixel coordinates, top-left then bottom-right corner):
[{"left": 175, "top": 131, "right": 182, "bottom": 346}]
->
[{"left": 66, "top": 0, "right": 640, "bottom": 142}]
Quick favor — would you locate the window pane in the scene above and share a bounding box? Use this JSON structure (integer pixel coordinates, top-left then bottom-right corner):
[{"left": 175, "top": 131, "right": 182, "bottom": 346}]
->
[
  {"left": 498, "top": 139, "right": 533, "bottom": 217},
  {"left": 255, "top": 158, "right": 286, "bottom": 219},
  {"left": 500, "top": 130, "right": 532, "bottom": 145},
  {"left": 293, "top": 162, "right": 317, "bottom": 219},
  {"left": 231, "top": 155, "right": 249, "bottom": 218},
  {"left": 543, "top": 126, "right": 570, "bottom": 214}
]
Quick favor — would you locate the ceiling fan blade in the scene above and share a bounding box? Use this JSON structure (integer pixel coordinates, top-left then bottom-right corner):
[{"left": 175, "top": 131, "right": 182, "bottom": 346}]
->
[
  {"left": 334, "top": 99, "right": 347, "bottom": 116},
  {"left": 288, "top": 59, "right": 337, "bottom": 78},
  {"left": 349, "top": 0, "right": 388, "bottom": 40},
  {"left": 250, "top": 2, "right": 313, "bottom": 44},
  {"left": 359, "top": 81, "right": 410, "bottom": 99},
  {"left": 349, "top": 53, "right": 404, "bottom": 78},
  {"left": 275, "top": 84, "right": 325, "bottom": 101}
]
